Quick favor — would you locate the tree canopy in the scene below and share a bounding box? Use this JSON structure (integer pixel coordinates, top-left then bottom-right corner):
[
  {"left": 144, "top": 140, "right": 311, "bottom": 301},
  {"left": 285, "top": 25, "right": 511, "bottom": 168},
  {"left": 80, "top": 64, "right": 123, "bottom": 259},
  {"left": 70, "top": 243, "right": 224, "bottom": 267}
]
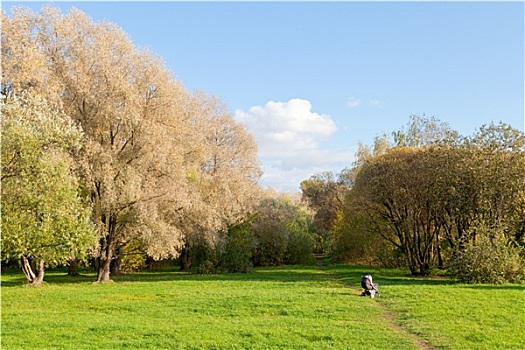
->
[
  {"left": 1, "top": 6, "right": 261, "bottom": 282},
  {"left": 1, "top": 94, "right": 96, "bottom": 285},
  {"left": 326, "top": 118, "right": 525, "bottom": 280}
]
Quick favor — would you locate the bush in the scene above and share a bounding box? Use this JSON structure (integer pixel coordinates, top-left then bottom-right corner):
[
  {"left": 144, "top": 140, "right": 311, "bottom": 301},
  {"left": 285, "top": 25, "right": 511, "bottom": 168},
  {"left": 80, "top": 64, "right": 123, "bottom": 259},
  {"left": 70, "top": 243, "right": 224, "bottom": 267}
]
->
[
  {"left": 286, "top": 230, "right": 315, "bottom": 265},
  {"left": 120, "top": 252, "right": 147, "bottom": 273},
  {"left": 219, "top": 223, "right": 254, "bottom": 273},
  {"left": 450, "top": 229, "right": 525, "bottom": 284},
  {"left": 120, "top": 243, "right": 147, "bottom": 273},
  {"left": 252, "top": 226, "right": 288, "bottom": 267},
  {"left": 190, "top": 237, "right": 219, "bottom": 274},
  {"left": 329, "top": 210, "right": 394, "bottom": 266}
]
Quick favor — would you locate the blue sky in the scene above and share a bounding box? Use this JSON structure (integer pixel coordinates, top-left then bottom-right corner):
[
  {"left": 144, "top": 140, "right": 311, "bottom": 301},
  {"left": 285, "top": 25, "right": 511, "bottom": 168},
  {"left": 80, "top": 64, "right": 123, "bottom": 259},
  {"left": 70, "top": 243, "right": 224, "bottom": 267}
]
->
[{"left": 6, "top": 1, "right": 524, "bottom": 191}]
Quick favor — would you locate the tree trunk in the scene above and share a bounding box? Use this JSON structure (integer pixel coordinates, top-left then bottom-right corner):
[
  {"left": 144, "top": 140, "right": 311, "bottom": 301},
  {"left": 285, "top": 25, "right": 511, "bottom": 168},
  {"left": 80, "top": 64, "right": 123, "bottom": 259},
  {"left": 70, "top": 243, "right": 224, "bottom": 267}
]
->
[
  {"left": 96, "top": 238, "right": 114, "bottom": 282},
  {"left": 68, "top": 255, "right": 78, "bottom": 276},
  {"left": 21, "top": 256, "right": 36, "bottom": 282},
  {"left": 96, "top": 227, "right": 115, "bottom": 282},
  {"left": 33, "top": 260, "right": 45, "bottom": 286},
  {"left": 21, "top": 256, "right": 45, "bottom": 286},
  {"left": 180, "top": 245, "right": 191, "bottom": 271},
  {"left": 110, "top": 248, "right": 122, "bottom": 276},
  {"left": 96, "top": 256, "right": 112, "bottom": 282},
  {"left": 419, "top": 262, "right": 430, "bottom": 276},
  {"left": 437, "top": 243, "right": 444, "bottom": 269},
  {"left": 146, "top": 256, "right": 154, "bottom": 270}
]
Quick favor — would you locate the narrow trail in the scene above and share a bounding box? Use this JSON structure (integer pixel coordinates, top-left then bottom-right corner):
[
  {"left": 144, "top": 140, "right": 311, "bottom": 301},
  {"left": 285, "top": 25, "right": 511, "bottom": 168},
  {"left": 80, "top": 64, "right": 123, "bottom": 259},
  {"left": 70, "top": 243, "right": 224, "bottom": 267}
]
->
[{"left": 314, "top": 255, "right": 434, "bottom": 350}]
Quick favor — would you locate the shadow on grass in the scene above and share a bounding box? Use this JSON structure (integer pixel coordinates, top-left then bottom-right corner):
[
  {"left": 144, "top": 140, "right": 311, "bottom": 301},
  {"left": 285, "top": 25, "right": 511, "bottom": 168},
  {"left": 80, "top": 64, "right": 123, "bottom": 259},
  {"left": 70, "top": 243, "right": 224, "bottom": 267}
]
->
[
  {"left": 1, "top": 264, "right": 450, "bottom": 288},
  {"left": 1, "top": 269, "right": 97, "bottom": 287},
  {"left": 6, "top": 263, "right": 520, "bottom": 290},
  {"left": 323, "top": 264, "right": 456, "bottom": 288},
  {"left": 1, "top": 264, "right": 327, "bottom": 287},
  {"left": 113, "top": 264, "right": 326, "bottom": 284},
  {"left": 461, "top": 284, "right": 525, "bottom": 291}
]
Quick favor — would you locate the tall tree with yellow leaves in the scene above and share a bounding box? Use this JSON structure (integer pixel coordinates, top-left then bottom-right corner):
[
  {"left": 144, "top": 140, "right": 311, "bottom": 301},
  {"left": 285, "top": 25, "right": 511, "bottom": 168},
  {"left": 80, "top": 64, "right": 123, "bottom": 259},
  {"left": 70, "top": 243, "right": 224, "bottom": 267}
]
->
[{"left": 2, "top": 6, "right": 261, "bottom": 281}]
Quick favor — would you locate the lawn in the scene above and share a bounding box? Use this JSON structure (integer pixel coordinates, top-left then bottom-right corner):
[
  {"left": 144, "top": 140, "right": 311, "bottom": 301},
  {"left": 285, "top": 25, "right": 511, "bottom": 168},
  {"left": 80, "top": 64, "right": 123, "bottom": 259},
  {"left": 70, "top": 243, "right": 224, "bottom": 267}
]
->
[
  {"left": 324, "top": 263, "right": 525, "bottom": 350},
  {"left": 1, "top": 262, "right": 523, "bottom": 349}
]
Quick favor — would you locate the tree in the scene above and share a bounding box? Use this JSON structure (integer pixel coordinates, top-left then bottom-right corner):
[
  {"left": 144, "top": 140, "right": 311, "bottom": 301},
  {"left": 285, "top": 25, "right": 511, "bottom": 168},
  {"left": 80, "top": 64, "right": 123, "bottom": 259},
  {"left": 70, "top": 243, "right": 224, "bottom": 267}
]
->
[
  {"left": 319, "top": 114, "right": 524, "bottom": 280},
  {"left": 392, "top": 114, "right": 460, "bottom": 148},
  {"left": 466, "top": 121, "right": 525, "bottom": 152},
  {"left": 2, "top": 6, "right": 261, "bottom": 281},
  {"left": 300, "top": 171, "right": 350, "bottom": 250},
  {"left": 341, "top": 133, "right": 525, "bottom": 277},
  {"left": 332, "top": 115, "right": 461, "bottom": 272},
  {"left": 3, "top": 6, "right": 187, "bottom": 281},
  {"left": 1, "top": 94, "right": 96, "bottom": 286},
  {"left": 178, "top": 94, "right": 262, "bottom": 270},
  {"left": 330, "top": 195, "right": 396, "bottom": 266},
  {"left": 181, "top": 192, "right": 315, "bottom": 273},
  {"left": 426, "top": 123, "right": 525, "bottom": 256},
  {"left": 464, "top": 123, "right": 525, "bottom": 244},
  {"left": 352, "top": 147, "right": 444, "bottom": 275},
  {"left": 252, "top": 193, "right": 315, "bottom": 267},
  {"left": 284, "top": 205, "right": 316, "bottom": 265},
  {"left": 219, "top": 221, "right": 255, "bottom": 273}
]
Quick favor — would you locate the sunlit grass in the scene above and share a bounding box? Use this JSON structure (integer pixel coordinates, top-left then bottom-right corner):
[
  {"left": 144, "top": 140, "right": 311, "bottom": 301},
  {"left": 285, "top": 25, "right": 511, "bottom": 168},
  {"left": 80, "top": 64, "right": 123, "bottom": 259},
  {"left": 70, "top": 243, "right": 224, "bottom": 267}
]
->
[
  {"left": 2, "top": 263, "right": 523, "bottom": 349},
  {"left": 1, "top": 265, "right": 416, "bottom": 350},
  {"left": 324, "top": 264, "right": 525, "bottom": 350}
]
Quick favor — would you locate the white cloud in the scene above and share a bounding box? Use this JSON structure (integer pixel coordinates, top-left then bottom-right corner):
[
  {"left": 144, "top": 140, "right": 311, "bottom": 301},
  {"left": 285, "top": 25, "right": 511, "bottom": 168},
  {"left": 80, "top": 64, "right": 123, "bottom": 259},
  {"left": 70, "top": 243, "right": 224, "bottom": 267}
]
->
[
  {"left": 347, "top": 97, "right": 362, "bottom": 108},
  {"left": 258, "top": 148, "right": 356, "bottom": 192},
  {"left": 235, "top": 99, "right": 337, "bottom": 157},
  {"left": 235, "top": 99, "right": 355, "bottom": 191},
  {"left": 369, "top": 99, "right": 384, "bottom": 108},
  {"left": 347, "top": 97, "right": 384, "bottom": 109},
  {"left": 258, "top": 165, "right": 320, "bottom": 192}
]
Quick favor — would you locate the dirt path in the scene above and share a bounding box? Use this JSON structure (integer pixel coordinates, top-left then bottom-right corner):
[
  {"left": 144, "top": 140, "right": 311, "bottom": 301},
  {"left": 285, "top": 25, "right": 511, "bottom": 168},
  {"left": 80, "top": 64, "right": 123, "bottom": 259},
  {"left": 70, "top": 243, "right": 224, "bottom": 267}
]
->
[
  {"left": 314, "top": 255, "right": 434, "bottom": 350},
  {"left": 375, "top": 302, "right": 434, "bottom": 350}
]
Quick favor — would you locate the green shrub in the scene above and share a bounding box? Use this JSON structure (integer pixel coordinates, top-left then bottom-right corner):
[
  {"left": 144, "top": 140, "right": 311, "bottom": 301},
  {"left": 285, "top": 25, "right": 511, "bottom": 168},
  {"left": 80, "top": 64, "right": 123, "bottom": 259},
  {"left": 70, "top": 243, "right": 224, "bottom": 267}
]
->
[
  {"left": 120, "top": 243, "right": 147, "bottom": 273},
  {"left": 252, "top": 229, "right": 287, "bottom": 266},
  {"left": 286, "top": 230, "right": 315, "bottom": 265},
  {"left": 190, "top": 238, "right": 219, "bottom": 274},
  {"left": 450, "top": 229, "right": 525, "bottom": 284},
  {"left": 219, "top": 223, "right": 254, "bottom": 273}
]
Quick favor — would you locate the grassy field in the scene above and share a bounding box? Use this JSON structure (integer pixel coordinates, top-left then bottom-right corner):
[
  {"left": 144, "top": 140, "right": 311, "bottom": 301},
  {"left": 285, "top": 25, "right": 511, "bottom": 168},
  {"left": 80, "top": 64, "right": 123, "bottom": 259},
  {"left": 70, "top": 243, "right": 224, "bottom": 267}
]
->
[{"left": 1, "top": 261, "right": 523, "bottom": 350}]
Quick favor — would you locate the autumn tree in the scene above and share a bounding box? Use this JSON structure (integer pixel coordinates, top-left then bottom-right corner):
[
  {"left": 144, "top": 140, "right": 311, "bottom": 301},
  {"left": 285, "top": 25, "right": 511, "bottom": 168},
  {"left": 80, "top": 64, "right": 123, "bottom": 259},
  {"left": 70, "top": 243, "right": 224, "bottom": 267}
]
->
[
  {"left": 330, "top": 194, "right": 398, "bottom": 266},
  {"left": 251, "top": 193, "right": 315, "bottom": 267},
  {"left": 1, "top": 94, "right": 96, "bottom": 286},
  {"left": 434, "top": 123, "right": 525, "bottom": 255},
  {"left": 301, "top": 134, "right": 390, "bottom": 260},
  {"left": 2, "top": 6, "right": 261, "bottom": 281},
  {"left": 352, "top": 148, "right": 442, "bottom": 274},
  {"left": 446, "top": 123, "right": 525, "bottom": 283},
  {"left": 465, "top": 122, "right": 525, "bottom": 238},
  {"left": 392, "top": 114, "right": 460, "bottom": 148},
  {"left": 340, "top": 123, "right": 525, "bottom": 277},
  {"left": 178, "top": 94, "right": 262, "bottom": 270},
  {"left": 300, "top": 171, "right": 350, "bottom": 251}
]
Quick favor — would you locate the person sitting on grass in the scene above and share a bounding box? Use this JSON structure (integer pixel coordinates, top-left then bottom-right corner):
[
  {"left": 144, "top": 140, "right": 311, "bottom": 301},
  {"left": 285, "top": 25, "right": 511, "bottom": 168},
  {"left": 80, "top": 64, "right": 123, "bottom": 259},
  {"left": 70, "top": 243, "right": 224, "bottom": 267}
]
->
[{"left": 361, "top": 274, "right": 380, "bottom": 298}]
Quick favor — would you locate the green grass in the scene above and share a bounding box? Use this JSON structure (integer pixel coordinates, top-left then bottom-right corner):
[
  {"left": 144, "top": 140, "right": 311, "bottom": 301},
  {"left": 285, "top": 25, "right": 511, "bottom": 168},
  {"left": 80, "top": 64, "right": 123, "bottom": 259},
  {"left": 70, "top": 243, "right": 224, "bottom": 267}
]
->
[
  {"left": 1, "top": 262, "right": 524, "bottom": 349},
  {"left": 324, "top": 263, "right": 525, "bottom": 350}
]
